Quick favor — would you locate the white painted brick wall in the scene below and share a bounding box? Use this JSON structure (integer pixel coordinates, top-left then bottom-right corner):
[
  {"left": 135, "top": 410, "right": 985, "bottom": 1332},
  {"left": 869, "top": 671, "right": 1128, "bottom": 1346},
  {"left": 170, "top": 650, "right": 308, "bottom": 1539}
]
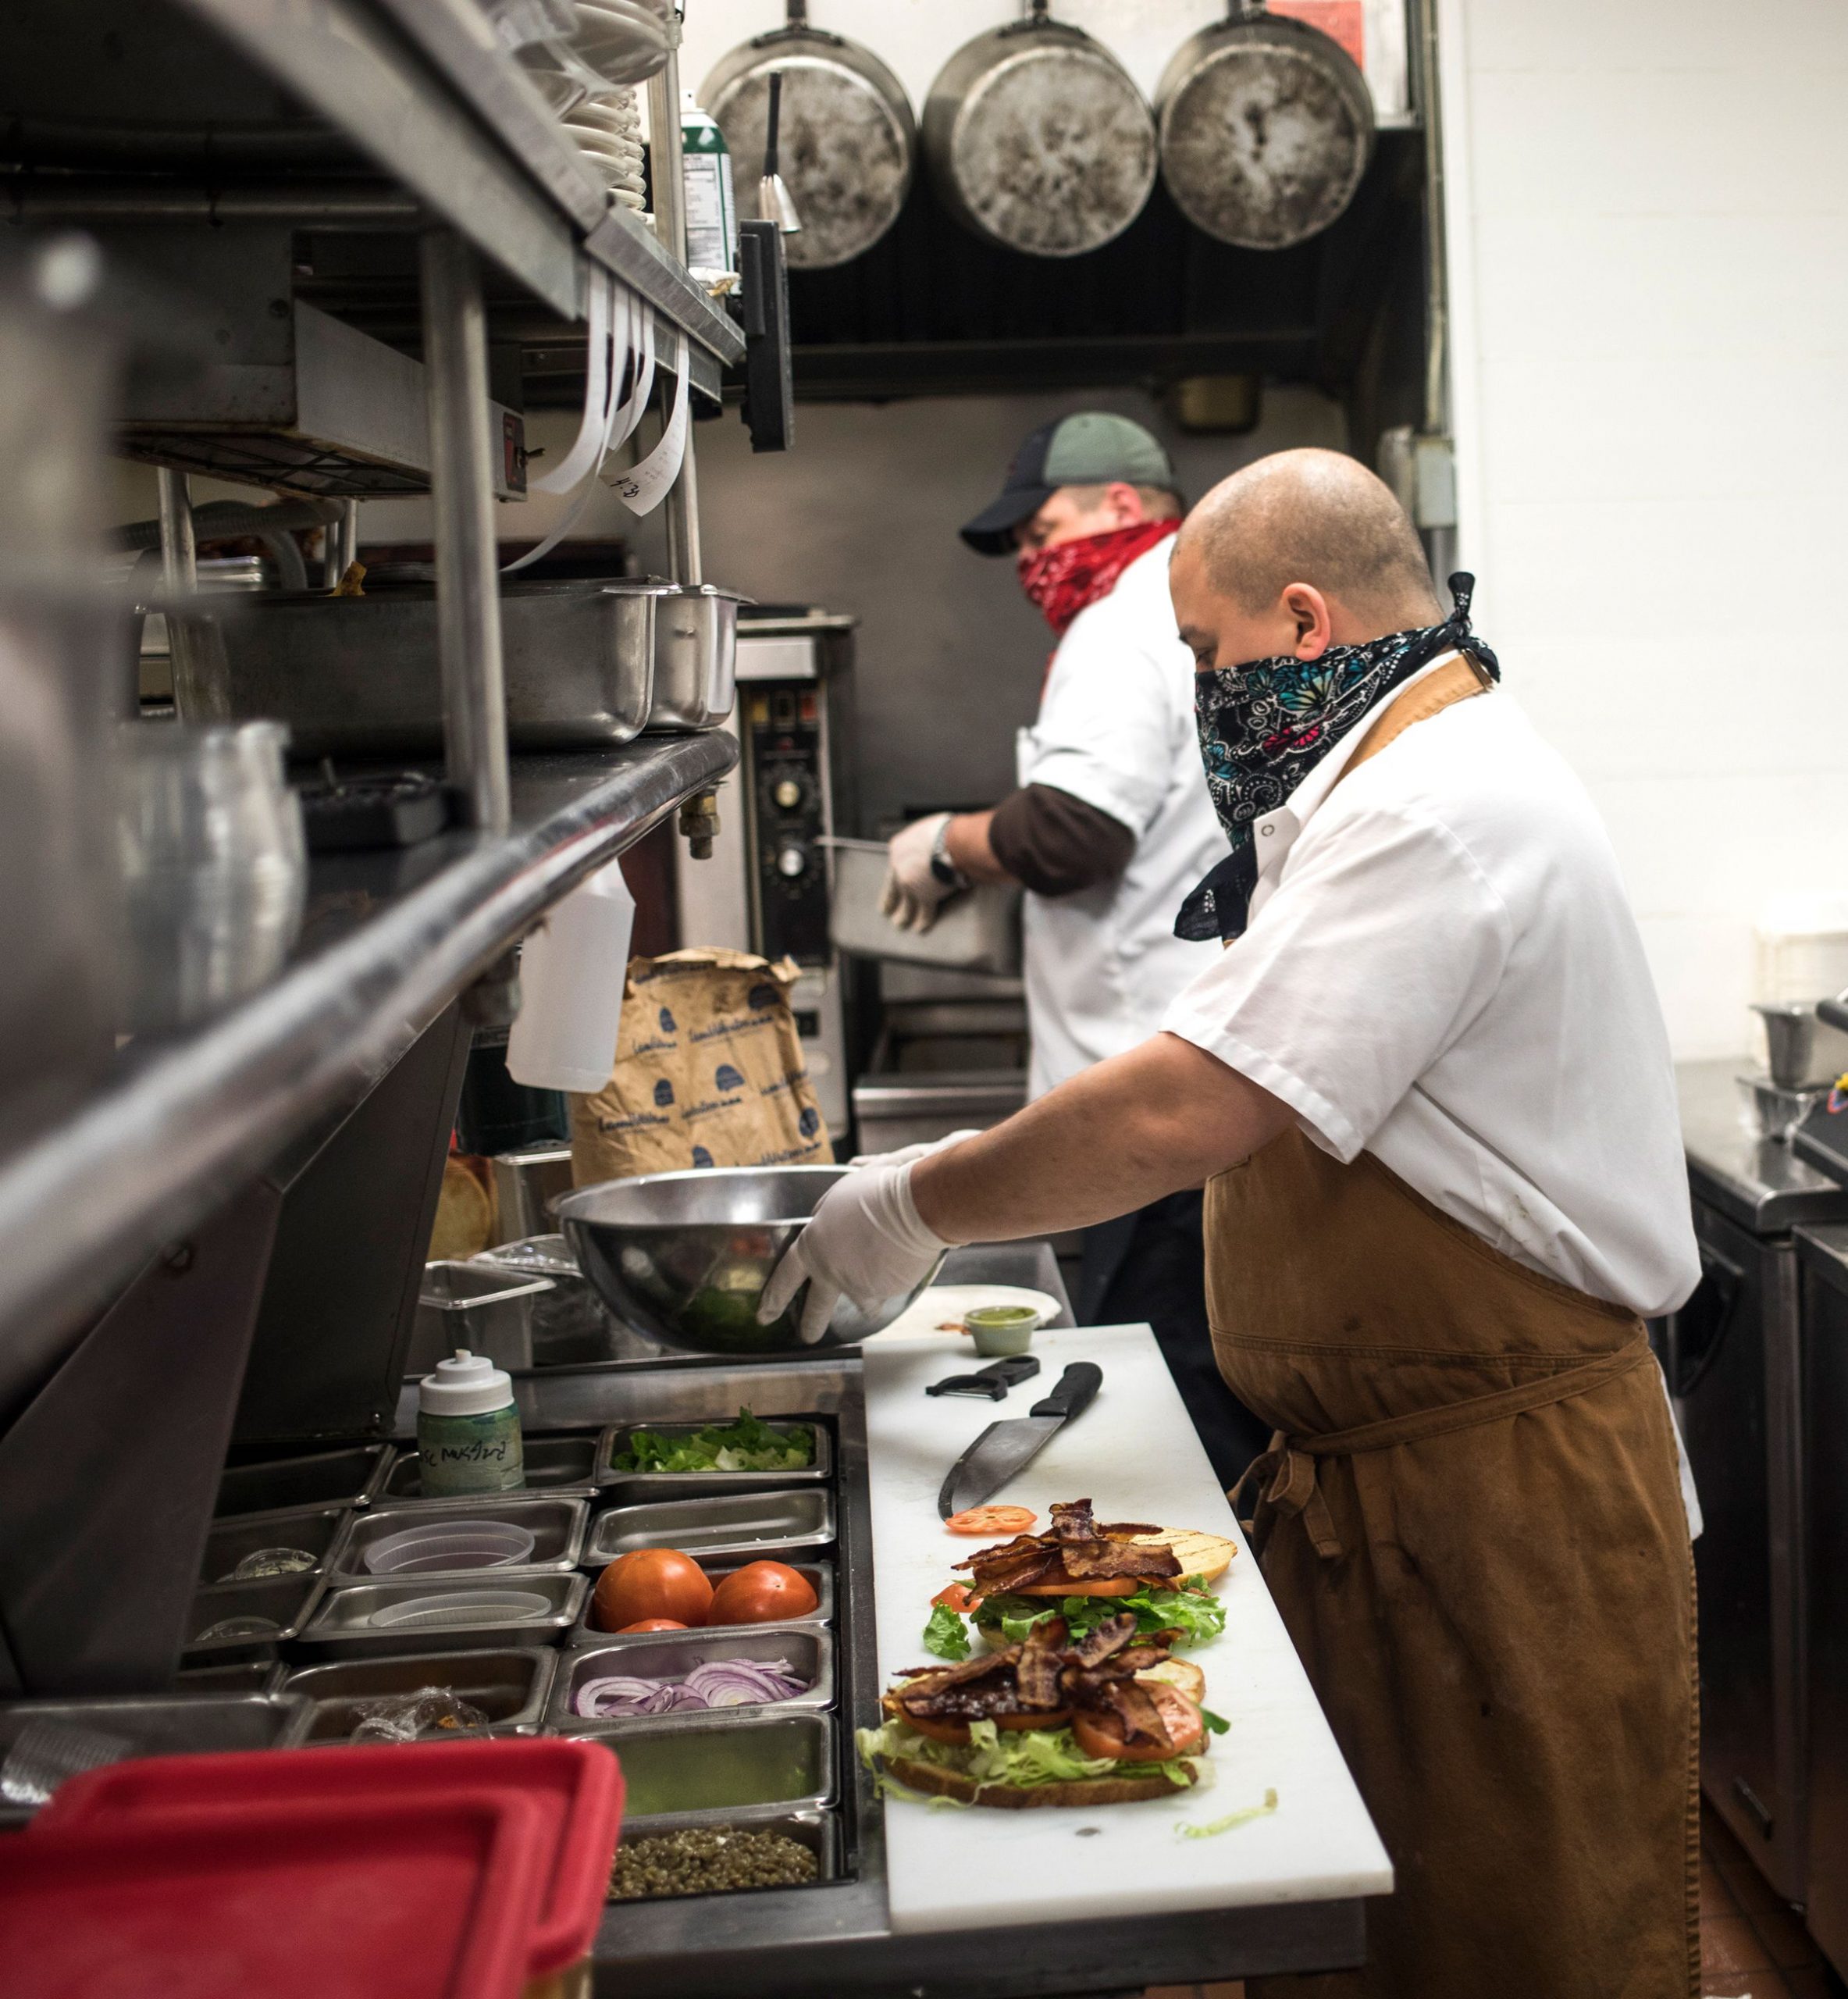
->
[{"left": 1440, "top": 0, "right": 1848, "bottom": 1057}]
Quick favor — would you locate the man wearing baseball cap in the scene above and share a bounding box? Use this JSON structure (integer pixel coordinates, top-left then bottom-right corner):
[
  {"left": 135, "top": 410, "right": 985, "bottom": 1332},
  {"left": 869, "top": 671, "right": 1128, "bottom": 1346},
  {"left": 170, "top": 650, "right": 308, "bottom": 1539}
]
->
[{"left": 880, "top": 411, "right": 1264, "bottom": 1481}]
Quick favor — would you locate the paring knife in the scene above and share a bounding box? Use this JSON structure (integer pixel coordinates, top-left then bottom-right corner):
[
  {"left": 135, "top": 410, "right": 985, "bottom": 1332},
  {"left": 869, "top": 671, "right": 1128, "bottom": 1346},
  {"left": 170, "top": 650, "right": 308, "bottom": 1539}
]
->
[{"left": 937, "top": 1362, "right": 1102, "bottom": 1519}]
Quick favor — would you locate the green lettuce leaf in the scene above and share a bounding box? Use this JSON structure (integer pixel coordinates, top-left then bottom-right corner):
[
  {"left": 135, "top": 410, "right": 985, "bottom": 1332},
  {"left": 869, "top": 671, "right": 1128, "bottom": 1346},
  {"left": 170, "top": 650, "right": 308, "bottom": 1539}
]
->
[
  {"left": 612, "top": 1407, "right": 814, "bottom": 1474},
  {"left": 856, "top": 1716, "right": 1199, "bottom": 1794},
  {"left": 973, "top": 1577, "right": 1227, "bottom": 1651},
  {"left": 920, "top": 1603, "right": 972, "bottom": 1661}
]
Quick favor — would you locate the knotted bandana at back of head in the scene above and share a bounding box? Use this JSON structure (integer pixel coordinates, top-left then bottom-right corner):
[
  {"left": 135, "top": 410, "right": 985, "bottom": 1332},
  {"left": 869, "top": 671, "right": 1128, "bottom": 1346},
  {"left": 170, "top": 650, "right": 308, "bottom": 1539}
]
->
[{"left": 1174, "top": 572, "right": 1499, "bottom": 944}]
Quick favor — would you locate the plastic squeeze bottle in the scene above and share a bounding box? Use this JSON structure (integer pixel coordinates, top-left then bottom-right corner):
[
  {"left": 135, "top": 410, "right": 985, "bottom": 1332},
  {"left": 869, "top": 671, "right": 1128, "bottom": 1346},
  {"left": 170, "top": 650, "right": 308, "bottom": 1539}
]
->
[
  {"left": 505, "top": 857, "right": 636, "bottom": 1093},
  {"left": 417, "top": 1349, "right": 525, "bottom": 1497}
]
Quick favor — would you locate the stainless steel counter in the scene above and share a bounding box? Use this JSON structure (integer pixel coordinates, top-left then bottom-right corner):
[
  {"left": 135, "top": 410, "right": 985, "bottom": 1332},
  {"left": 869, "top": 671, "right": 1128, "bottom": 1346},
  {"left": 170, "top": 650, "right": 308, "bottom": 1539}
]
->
[{"left": 1678, "top": 1060, "right": 1848, "bottom": 1235}]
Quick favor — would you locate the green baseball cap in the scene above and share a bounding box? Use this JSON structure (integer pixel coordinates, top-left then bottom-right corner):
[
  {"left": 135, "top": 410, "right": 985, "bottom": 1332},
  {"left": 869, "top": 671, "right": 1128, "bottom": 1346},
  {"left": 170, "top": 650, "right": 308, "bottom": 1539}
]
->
[{"left": 959, "top": 412, "right": 1179, "bottom": 555}]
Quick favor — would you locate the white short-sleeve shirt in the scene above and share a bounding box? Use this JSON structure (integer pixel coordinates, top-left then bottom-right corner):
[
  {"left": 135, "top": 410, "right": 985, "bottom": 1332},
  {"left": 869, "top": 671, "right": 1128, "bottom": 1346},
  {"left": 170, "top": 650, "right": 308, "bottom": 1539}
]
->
[
  {"left": 1016, "top": 538, "right": 1227, "bottom": 1099},
  {"left": 1161, "top": 656, "right": 1701, "bottom": 1321}
]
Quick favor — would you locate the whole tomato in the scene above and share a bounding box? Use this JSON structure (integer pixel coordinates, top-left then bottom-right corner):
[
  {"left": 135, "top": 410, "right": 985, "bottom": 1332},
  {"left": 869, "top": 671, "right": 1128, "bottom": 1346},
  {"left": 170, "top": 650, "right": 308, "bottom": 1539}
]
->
[
  {"left": 705, "top": 1560, "right": 819, "bottom": 1626},
  {"left": 615, "top": 1618, "right": 689, "bottom": 1633},
  {"left": 590, "top": 1548, "right": 712, "bottom": 1633}
]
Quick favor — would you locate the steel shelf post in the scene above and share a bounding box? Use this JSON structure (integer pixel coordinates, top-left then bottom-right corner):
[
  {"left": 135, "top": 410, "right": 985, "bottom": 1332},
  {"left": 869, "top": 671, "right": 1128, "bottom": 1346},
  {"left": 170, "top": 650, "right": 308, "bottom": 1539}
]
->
[{"left": 419, "top": 228, "right": 511, "bottom": 834}]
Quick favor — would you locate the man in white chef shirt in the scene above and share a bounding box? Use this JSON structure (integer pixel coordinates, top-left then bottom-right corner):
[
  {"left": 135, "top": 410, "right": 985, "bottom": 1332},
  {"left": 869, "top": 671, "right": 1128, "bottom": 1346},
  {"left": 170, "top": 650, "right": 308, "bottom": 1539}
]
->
[
  {"left": 778, "top": 449, "right": 1704, "bottom": 1999},
  {"left": 878, "top": 411, "right": 1267, "bottom": 1480}
]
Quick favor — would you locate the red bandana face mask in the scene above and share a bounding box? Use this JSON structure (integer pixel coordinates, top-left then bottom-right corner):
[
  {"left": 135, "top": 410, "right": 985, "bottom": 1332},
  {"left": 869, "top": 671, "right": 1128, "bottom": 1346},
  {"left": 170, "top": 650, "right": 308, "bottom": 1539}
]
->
[{"left": 1016, "top": 518, "right": 1180, "bottom": 636}]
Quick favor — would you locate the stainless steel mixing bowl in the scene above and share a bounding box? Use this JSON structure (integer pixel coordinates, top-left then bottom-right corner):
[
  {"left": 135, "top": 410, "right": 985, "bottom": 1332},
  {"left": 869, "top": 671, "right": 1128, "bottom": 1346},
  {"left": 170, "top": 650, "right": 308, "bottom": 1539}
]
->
[{"left": 554, "top": 1167, "right": 944, "bottom": 1356}]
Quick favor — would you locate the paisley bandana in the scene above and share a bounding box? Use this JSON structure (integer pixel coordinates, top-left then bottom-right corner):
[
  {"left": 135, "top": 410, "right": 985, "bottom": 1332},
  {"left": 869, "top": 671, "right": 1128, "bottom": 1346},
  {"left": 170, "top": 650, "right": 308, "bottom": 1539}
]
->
[
  {"left": 1174, "top": 572, "right": 1498, "bottom": 944},
  {"left": 1017, "top": 518, "right": 1180, "bottom": 636}
]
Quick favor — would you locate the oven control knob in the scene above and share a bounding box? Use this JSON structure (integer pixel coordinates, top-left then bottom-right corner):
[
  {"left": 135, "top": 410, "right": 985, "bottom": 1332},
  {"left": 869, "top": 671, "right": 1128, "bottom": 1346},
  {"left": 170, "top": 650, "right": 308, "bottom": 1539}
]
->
[
  {"left": 775, "top": 841, "right": 808, "bottom": 879},
  {"left": 773, "top": 777, "right": 804, "bottom": 811}
]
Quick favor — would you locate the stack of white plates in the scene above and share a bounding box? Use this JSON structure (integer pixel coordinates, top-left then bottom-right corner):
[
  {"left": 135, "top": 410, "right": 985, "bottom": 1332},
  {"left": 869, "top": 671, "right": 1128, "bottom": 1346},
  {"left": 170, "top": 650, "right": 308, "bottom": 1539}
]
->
[
  {"left": 521, "top": 0, "right": 672, "bottom": 93},
  {"left": 563, "top": 87, "right": 647, "bottom": 208}
]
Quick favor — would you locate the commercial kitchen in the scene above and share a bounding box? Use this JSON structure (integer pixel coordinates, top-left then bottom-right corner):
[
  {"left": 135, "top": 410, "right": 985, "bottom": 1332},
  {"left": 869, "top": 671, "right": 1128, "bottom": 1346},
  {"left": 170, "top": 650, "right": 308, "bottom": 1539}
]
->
[{"left": 1, "top": 2, "right": 1846, "bottom": 1996}]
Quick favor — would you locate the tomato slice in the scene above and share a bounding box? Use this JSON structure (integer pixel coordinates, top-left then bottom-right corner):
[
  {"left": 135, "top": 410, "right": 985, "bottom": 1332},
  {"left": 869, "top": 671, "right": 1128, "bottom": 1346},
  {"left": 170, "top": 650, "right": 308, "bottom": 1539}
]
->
[
  {"left": 945, "top": 1505, "right": 1037, "bottom": 1536},
  {"left": 931, "top": 1583, "right": 980, "bottom": 1612}
]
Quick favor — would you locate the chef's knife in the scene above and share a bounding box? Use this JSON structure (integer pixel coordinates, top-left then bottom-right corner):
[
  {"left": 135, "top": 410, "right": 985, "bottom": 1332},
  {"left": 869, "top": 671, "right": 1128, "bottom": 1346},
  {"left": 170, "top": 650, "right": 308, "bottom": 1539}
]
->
[{"left": 937, "top": 1362, "right": 1102, "bottom": 1519}]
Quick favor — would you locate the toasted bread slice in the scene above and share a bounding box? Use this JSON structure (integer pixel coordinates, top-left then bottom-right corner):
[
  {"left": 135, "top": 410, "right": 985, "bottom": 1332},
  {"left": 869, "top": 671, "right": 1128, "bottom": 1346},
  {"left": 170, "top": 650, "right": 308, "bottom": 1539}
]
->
[
  {"left": 1138, "top": 1656, "right": 1206, "bottom": 1705},
  {"left": 887, "top": 1755, "right": 1193, "bottom": 1809},
  {"left": 1131, "top": 1527, "right": 1236, "bottom": 1583}
]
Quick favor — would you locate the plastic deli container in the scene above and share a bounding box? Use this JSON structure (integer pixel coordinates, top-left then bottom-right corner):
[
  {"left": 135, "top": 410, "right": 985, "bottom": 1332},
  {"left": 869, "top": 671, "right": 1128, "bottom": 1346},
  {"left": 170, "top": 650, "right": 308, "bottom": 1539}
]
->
[
  {"left": 37, "top": 1736, "right": 623, "bottom": 1980},
  {"left": 363, "top": 1518, "right": 538, "bottom": 1577},
  {"left": 5, "top": 1792, "right": 547, "bottom": 1999}
]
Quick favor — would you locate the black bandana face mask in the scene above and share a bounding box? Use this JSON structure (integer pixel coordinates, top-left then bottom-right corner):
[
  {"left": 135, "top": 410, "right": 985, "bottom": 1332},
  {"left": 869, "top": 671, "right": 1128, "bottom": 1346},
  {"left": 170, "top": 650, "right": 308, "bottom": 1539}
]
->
[{"left": 1174, "top": 572, "right": 1498, "bottom": 944}]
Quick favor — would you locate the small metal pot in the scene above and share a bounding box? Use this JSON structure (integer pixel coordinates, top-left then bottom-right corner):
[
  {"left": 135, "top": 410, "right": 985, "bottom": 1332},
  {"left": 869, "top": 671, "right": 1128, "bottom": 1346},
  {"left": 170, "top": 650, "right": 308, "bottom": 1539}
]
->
[
  {"left": 1156, "top": 2, "right": 1375, "bottom": 251},
  {"left": 923, "top": 2, "right": 1156, "bottom": 258},
  {"left": 703, "top": 6, "right": 917, "bottom": 270}
]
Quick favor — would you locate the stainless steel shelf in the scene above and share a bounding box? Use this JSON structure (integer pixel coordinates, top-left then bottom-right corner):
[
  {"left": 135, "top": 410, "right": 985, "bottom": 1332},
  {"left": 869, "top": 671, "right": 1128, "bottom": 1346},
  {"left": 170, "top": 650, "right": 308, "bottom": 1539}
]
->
[
  {"left": 0, "top": 732, "right": 735, "bottom": 1406},
  {"left": 183, "top": 0, "right": 742, "bottom": 362}
]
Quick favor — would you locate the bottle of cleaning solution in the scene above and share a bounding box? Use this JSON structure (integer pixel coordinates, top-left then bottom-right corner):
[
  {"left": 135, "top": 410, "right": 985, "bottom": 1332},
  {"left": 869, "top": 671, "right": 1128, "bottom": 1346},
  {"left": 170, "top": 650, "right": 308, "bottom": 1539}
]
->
[
  {"left": 505, "top": 856, "right": 636, "bottom": 1093},
  {"left": 681, "top": 90, "right": 737, "bottom": 274},
  {"left": 417, "top": 1349, "right": 525, "bottom": 1497}
]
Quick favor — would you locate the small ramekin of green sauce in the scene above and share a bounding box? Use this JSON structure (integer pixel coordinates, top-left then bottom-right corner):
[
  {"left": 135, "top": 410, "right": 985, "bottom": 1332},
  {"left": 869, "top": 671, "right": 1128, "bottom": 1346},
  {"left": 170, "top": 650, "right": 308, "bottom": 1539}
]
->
[{"left": 963, "top": 1304, "right": 1044, "bottom": 1357}]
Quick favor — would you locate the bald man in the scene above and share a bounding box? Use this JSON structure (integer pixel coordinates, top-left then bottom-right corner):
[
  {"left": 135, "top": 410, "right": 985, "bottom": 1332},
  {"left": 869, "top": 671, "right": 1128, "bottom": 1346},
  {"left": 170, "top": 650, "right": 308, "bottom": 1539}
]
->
[{"left": 766, "top": 450, "right": 1701, "bottom": 1999}]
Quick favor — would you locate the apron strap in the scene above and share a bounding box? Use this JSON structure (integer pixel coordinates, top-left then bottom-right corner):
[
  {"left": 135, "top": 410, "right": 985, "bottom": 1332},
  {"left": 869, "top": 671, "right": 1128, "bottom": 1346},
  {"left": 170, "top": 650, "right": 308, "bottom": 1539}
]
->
[{"left": 1231, "top": 1333, "right": 1652, "bottom": 1560}]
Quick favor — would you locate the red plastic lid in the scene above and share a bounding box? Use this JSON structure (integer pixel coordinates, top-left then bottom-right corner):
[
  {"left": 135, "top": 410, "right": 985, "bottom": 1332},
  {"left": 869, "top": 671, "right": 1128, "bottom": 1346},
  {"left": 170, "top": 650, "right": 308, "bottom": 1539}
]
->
[
  {"left": 39, "top": 1737, "right": 622, "bottom": 1978},
  {"left": 2, "top": 1791, "right": 546, "bottom": 1999}
]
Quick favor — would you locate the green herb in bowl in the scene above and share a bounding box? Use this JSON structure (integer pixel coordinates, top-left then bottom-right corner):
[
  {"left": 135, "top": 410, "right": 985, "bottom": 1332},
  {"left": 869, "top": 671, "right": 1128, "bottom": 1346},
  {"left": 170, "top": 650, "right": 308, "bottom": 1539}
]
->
[{"left": 613, "top": 1409, "right": 814, "bottom": 1475}]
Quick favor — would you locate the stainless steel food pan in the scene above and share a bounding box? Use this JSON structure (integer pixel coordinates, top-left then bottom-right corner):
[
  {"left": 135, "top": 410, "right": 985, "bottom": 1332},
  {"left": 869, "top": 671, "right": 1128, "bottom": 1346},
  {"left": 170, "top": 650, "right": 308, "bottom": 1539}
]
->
[
  {"left": 330, "top": 1496, "right": 588, "bottom": 1584},
  {"left": 281, "top": 1648, "right": 557, "bottom": 1743},
  {"left": 173, "top": 1661, "right": 288, "bottom": 1696},
  {"left": 558, "top": 1710, "right": 835, "bottom": 1819},
  {"left": 409, "top": 1260, "right": 555, "bottom": 1374},
  {"left": 383, "top": 1433, "right": 602, "bottom": 1504},
  {"left": 583, "top": 1490, "right": 834, "bottom": 1567},
  {"left": 184, "top": 1570, "right": 328, "bottom": 1658},
  {"left": 215, "top": 1444, "right": 390, "bottom": 1519},
  {"left": 550, "top": 1626, "right": 833, "bottom": 1730},
  {"left": 295, "top": 1573, "right": 588, "bottom": 1660},
  {"left": 825, "top": 836, "right": 1022, "bottom": 976},
  {"left": 606, "top": 1808, "right": 841, "bottom": 1898},
  {"left": 0, "top": 1691, "right": 311, "bottom": 1811},
  {"left": 208, "top": 581, "right": 658, "bottom": 757},
  {"left": 198, "top": 1505, "right": 353, "bottom": 1587},
  {"left": 596, "top": 1420, "right": 832, "bottom": 1492},
  {"left": 642, "top": 583, "right": 746, "bottom": 731},
  {"left": 568, "top": 1559, "right": 833, "bottom": 1644}
]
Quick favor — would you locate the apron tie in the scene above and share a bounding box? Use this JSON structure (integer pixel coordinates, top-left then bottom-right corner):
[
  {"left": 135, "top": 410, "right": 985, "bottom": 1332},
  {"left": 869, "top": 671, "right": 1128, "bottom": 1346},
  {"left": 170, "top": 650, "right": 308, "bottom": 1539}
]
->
[{"left": 1230, "top": 1334, "right": 1653, "bottom": 1561}]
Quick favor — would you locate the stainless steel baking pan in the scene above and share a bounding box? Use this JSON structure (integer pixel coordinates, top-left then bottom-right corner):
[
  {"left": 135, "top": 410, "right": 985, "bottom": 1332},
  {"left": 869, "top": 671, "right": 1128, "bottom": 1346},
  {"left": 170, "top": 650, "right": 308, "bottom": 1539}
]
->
[
  {"left": 296, "top": 1573, "right": 588, "bottom": 1660},
  {"left": 208, "top": 580, "right": 658, "bottom": 757},
  {"left": 550, "top": 1626, "right": 833, "bottom": 1730},
  {"left": 568, "top": 1559, "right": 833, "bottom": 1644},
  {"left": 557, "top": 1710, "right": 835, "bottom": 1819},
  {"left": 642, "top": 583, "right": 746, "bottom": 731},
  {"left": 596, "top": 1420, "right": 832, "bottom": 1491},
  {"left": 383, "top": 1434, "right": 602, "bottom": 1504},
  {"left": 606, "top": 1807, "right": 841, "bottom": 1898},
  {"left": 215, "top": 1444, "right": 390, "bottom": 1519},
  {"left": 173, "top": 1660, "right": 288, "bottom": 1696},
  {"left": 331, "top": 1497, "right": 588, "bottom": 1584},
  {"left": 198, "top": 1505, "right": 353, "bottom": 1587},
  {"left": 582, "top": 1490, "right": 834, "bottom": 1567},
  {"left": 281, "top": 1648, "right": 557, "bottom": 1743},
  {"left": 825, "top": 836, "right": 1023, "bottom": 976},
  {"left": 184, "top": 1570, "right": 328, "bottom": 1658}
]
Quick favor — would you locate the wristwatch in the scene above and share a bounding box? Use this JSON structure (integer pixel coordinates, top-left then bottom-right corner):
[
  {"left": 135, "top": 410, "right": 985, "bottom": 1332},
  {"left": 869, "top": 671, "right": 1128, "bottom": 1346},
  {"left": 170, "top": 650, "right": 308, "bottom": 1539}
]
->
[{"left": 928, "top": 815, "right": 969, "bottom": 892}]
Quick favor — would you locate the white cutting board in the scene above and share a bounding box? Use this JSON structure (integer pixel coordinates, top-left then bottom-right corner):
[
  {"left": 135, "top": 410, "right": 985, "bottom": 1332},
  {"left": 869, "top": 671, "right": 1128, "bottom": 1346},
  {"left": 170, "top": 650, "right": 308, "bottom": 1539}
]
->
[{"left": 861, "top": 1321, "right": 1394, "bottom": 1935}]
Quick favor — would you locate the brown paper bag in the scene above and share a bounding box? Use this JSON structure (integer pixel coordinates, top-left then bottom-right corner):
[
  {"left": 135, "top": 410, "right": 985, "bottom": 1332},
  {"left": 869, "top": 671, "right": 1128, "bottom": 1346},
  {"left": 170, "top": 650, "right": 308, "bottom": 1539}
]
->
[{"left": 570, "top": 948, "right": 834, "bottom": 1184}]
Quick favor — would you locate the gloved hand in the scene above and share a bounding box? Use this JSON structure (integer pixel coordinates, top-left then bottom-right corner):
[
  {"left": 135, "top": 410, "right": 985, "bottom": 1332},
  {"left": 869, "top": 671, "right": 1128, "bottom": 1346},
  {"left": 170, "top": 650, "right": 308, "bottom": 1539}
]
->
[
  {"left": 757, "top": 1155, "right": 956, "bottom": 1345},
  {"left": 846, "top": 1128, "right": 982, "bottom": 1170},
  {"left": 879, "top": 812, "right": 957, "bottom": 934}
]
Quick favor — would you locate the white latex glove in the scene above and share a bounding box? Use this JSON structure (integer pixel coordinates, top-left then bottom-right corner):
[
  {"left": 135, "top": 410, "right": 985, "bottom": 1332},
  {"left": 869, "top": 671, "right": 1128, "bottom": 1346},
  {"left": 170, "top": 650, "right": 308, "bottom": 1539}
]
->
[
  {"left": 878, "top": 812, "right": 956, "bottom": 934},
  {"left": 757, "top": 1156, "right": 955, "bottom": 1345},
  {"left": 846, "top": 1129, "right": 982, "bottom": 1170}
]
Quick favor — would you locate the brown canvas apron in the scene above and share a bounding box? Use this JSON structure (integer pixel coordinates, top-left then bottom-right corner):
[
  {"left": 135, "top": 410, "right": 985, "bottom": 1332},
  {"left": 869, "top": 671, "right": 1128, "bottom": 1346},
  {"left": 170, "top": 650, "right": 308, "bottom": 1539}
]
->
[{"left": 1212, "top": 659, "right": 1699, "bottom": 1999}]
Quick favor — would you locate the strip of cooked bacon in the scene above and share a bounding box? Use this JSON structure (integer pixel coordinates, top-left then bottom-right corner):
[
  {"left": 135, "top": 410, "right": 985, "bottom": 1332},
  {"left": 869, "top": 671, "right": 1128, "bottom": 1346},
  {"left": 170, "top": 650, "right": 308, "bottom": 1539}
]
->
[
  {"left": 1099, "top": 1675, "right": 1174, "bottom": 1748},
  {"left": 1014, "top": 1614, "right": 1070, "bottom": 1709},
  {"left": 898, "top": 1648, "right": 1020, "bottom": 1701},
  {"left": 1069, "top": 1613, "right": 1139, "bottom": 1666},
  {"left": 1048, "top": 1498, "right": 1097, "bottom": 1541},
  {"left": 962, "top": 1546, "right": 1066, "bottom": 1593},
  {"left": 1096, "top": 1521, "right": 1163, "bottom": 1540},
  {"left": 1059, "top": 1540, "right": 1183, "bottom": 1580},
  {"left": 952, "top": 1531, "right": 1045, "bottom": 1570}
]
